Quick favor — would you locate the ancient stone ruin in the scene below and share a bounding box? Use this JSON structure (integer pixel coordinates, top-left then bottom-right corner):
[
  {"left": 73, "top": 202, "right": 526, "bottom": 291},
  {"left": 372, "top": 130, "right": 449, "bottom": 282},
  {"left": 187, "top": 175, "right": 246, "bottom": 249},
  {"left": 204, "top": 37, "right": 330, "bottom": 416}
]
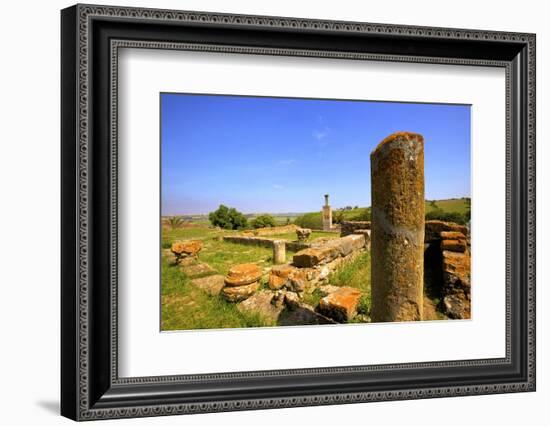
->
[
  {"left": 340, "top": 221, "right": 371, "bottom": 237},
  {"left": 214, "top": 233, "right": 370, "bottom": 324},
  {"left": 370, "top": 132, "right": 425, "bottom": 322},
  {"left": 166, "top": 131, "right": 471, "bottom": 326},
  {"left": 221, "top": 263, "right": 262, "bottom": 302},
  {"left": 296, "top": 227, "right": 312, "bottom": 242},
  {"left": 170, "top": 240, "right": 202, "bottom": 265},
  {"left": 272, "top": 240, "right": 286, "bottom": 264}
]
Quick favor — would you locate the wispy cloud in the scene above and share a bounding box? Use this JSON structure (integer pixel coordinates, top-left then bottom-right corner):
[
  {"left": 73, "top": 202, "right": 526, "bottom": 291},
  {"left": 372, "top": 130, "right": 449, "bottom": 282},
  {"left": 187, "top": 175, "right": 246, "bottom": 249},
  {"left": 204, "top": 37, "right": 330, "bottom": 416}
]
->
[
  {"left": 313, "top": 127, "right": 329, "bottom": 140},
  {"left": 311, "top": 126, "right": 330, "bottom": 141},
  {"left": 272, "top": 184, "right": 284, "bottom": 190},
  {"left": 277, "top": 159, "right": 296, "bottom": 166}
]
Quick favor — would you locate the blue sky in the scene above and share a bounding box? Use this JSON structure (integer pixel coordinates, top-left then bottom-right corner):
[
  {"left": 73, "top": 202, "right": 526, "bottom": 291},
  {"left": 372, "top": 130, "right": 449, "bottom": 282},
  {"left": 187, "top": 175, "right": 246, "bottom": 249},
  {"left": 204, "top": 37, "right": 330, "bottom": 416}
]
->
[{"left": 161, "top": 93, "right": 470, "bottom": 215}]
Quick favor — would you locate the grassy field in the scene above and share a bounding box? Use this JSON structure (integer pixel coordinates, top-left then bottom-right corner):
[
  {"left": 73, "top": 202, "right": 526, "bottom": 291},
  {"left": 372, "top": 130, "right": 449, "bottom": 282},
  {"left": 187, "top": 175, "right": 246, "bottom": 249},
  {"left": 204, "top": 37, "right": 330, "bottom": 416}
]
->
[
  {"left": 161, "top": 223, "right": 369, "bottom": 330},
  {"left": 161, "top": 256, "right": 275, "bottom": 330},
  {"left": 162, "top": 224, "right": 300, "bottom": 330},
  {"left": 425, "top": 198, "right": 470, "bottom": 215},
  {"left": 162, "top": 226, "right": 297, "bottom": 275}
]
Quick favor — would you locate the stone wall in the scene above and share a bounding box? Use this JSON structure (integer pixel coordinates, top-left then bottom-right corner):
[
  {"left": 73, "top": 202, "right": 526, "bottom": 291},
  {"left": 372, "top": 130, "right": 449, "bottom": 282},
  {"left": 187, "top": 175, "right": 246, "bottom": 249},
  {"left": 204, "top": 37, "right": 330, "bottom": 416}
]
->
[
  {"left": 223, "top": 235, "right": 274, "bottom": 248},
  {"left": 267, "top": 235, "right": 368, "bottom": 296},
  {"left": 268, "top": 247, "right": 365, "bottom": 295},
  {"left": 241, "top": 224, "right": 299, "bottom": 237},
  {"left": 340, "top": 221, "right": 371, "bottom": 237},
  {"left": 424, "top": 220, "right": 471, "bottom": 319},
  {"left": 223, "top": 235, "right": 310, "bottom": 251},
  {"left": 293, "top": 234, "right": 366, "bottom": 268}
]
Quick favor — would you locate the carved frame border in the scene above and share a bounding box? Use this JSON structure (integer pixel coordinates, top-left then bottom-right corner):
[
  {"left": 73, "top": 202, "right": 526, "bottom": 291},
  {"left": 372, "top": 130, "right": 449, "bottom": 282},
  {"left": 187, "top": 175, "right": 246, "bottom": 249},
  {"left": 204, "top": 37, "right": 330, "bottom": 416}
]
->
[{"left": 61, "top": 3, "right": 536, "bottom": 421}]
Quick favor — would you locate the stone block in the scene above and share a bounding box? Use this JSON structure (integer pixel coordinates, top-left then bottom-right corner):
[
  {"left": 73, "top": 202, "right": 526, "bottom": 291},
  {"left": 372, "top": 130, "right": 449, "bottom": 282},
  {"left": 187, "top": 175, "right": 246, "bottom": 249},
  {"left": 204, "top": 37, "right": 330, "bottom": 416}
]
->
[
  {"left": 268, "top": 274, "right": 287, "bottom": 290},
  {"left": 440, "top": 231, "right": 466, "bottom": 240},
  {"left": 277, "top": 303, "right": 338, "bottom": 326},
  {"left": 221, "top": 281, "right": 259, "bottom": 303},
  {"left": 171, "top": 240, "right": 202, "bottom": 256},
  {"left": 224, "top": 263, "right": 262, "bottom": 286},
  {"left": 441, "top": 239, "right": 467, "bottom": 253},
  {"left": 180, "top": 262, "right": 215, "bottom": 278},
  {"left": 317, "top": 287, "right": 362, "bottom": 322},
  {"left": 190, "top": 275, "right": 225, "bottom": 296},
  {"left": 425, "top": 220, "right": 468, "bottom": 243},
  {"left": 442, "top": 250, "right": 471, "bottom": 289},
  {"left": 237, "top": 291, "right": 284, "bottom": 323}
]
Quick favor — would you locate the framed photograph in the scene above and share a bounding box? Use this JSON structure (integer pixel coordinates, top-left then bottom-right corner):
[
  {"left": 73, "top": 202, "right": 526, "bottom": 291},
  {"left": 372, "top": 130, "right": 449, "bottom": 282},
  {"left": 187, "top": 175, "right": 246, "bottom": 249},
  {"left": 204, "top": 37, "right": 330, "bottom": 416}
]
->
[{"left": 61, "top": 4, "right": 536, "bottom": 421}]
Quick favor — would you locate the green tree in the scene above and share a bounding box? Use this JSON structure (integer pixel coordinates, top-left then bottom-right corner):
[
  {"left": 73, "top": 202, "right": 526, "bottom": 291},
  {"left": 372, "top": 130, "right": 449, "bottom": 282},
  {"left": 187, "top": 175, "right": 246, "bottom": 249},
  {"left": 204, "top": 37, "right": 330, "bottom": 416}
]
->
[
  {"left": 354, "top": 207, "right": 371, "bottom": 221},
  {"left": 333, "top": 210, "right": 345, "bottom": 224},
  {"left": 250, "top": 214, "right": 277, "bottom": 229},
  {"left": 208, "top": 205, "right": 248, "bottom": 230},
  {"left": 294, "top": 212, "right": 323, "bottom": 229}
]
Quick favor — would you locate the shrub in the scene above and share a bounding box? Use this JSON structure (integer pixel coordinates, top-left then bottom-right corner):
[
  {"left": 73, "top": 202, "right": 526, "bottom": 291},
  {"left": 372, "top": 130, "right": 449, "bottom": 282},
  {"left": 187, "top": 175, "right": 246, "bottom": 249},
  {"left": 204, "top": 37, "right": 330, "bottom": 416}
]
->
[
  {"left": 166, "top": 215, "right": 184, "bottom": 230},
  {"left": 352, "top": 207, "right": 371, "bottom": 221},
  {"left": 294, "top": 212, "right": 322, "bottom": 229},
  {"left": 250, "top": 214, "right": 276, "bottom": 229},
  {"left": 333, "top": 210, "right": 345, "bottom": 224},
  {"left": 208, "top": 204, "right": 248, "bottom": 230}
]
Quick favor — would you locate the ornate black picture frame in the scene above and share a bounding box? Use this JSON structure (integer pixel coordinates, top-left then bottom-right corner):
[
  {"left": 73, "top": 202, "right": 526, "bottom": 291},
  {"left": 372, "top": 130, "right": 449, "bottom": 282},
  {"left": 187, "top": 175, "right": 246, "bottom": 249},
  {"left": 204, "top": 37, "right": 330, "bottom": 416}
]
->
[{"left": 61, "top": 4, "right": 536, "bottom": 421}]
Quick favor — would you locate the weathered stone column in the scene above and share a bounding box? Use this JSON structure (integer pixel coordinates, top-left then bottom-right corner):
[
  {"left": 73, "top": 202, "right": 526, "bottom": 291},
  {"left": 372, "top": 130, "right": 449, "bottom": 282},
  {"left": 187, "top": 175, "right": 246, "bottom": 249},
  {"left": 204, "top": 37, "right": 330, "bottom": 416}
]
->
[
  {"left": 370, "top": 132, "right": 425, "bottom": 322},
  {"left": 273, "top": 240, "right": 286, "bottom": 264}
]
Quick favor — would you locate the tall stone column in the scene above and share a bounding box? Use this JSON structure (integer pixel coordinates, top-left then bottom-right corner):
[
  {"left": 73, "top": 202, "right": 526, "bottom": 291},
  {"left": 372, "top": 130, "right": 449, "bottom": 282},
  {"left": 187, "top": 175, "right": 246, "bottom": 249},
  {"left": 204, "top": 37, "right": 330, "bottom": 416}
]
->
[
  {"left": 322, "top": 194, "right": 332, "bottom": 231},
  {"left": 370, "top": 132, "right": 425, "bottom": 322}
]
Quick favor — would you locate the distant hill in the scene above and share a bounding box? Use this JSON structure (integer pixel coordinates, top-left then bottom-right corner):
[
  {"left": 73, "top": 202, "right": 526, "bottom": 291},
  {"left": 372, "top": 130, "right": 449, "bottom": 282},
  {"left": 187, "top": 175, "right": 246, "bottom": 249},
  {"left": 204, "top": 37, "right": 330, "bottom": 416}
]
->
[
  {"left": 425, "top": 198, "right": 470, "bottom": 215},
  {"left": 293, "top": 198, "right": 471, "bottom": 229},
  {"left": 168, "top": 198, "right": 471, "bottom": 227}
]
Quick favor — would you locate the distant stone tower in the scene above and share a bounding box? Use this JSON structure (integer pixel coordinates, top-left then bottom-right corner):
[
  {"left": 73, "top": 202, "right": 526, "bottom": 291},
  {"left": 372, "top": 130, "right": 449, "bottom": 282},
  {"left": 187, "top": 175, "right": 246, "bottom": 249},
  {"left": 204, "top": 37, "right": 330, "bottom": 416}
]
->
[{"left": 322, "top": 194, "right": 332, "bottom": 231}]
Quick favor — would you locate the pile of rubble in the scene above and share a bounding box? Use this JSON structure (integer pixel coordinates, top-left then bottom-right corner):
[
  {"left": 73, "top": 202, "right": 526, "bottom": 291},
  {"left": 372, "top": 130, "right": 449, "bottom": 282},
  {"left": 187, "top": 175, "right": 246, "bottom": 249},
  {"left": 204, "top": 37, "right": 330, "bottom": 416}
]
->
[{"left": 230, "top": 234, "right": 370, "bottom": 324}]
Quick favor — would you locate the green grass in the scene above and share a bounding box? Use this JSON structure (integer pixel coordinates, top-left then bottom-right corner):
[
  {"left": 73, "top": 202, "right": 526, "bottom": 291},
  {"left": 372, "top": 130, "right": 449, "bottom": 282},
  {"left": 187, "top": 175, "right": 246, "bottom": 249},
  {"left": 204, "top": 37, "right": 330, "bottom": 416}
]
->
[
  {"left": 340, "top": 207, "right": 370, "bottom": 221},
  {"left": 328, "top": 251, "right": 371, "bottom": 293},
  {"left": 425, "top": 198, "right": 470, "bottom": 215},
  {"left": 161, "top": 224, "right": 296, "bottom": 330},
  {"left": 161, "top": 258, "right": 275, "bottom": 331},
  {"left": 163, "top": 225, "right": 228, "bottom": 241},
  {"left": 163, "top": 226, "right": 296, "bottom": 276},
  {"left": 301, "top": 288, "right": 325, "bottom": 307},
  {"left": 200, "top": 239, "right": 295, "bottom": 276}
]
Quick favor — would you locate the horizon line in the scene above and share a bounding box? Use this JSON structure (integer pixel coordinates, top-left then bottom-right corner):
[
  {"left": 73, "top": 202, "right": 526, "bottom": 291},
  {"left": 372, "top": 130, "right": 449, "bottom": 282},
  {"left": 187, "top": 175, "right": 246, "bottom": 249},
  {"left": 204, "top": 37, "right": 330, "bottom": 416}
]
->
[{"left": 163, "top": 195, "right": 471, "bottom": 217}]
